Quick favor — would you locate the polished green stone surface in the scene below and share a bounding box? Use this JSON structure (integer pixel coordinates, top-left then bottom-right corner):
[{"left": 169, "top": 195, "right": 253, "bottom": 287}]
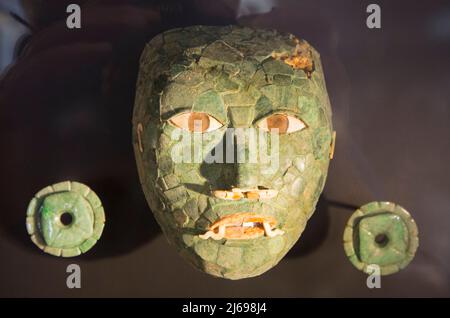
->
[
  {"left": 40, "top": 191, "right": 94, "bottom": 248},
  {"left": 343, "top": 201, "right": 419, "bottom": 275},
  {"left": 359, "top": 213, "right": 408, "bottom": 265},
  {"left": 26, "top": 181, "right": 105, "bottom": 257},
  {"left": 133, "top": 25, "right": 333, "bottom": 279}
]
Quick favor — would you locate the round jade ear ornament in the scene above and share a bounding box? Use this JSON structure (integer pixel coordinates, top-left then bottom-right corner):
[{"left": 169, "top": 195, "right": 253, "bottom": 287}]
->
[
  {"left": 133, "top": 25, "right": 334, "bottom": 279},
  {"left": 26, "top": 181, "right": 105, "bottom": 257}
]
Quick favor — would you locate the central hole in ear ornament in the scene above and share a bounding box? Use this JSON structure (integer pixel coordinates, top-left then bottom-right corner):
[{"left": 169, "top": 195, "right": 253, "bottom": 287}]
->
[
  {"left": 374, "top": 233, "right": 389, "bottom": 247},
  {"left": 60, "top": 212, "right": 73, "bottom": 226}
]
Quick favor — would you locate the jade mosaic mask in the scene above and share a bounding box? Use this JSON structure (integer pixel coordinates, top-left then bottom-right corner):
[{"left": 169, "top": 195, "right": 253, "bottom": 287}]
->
[{"left": 132, "top": 25, "right": 333, "bottom": 279}]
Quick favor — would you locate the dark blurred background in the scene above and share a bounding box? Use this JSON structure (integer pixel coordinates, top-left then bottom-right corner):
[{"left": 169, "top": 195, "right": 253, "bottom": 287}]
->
[{"left": 0, "top": 0, "right": 449, "bottom": 297}]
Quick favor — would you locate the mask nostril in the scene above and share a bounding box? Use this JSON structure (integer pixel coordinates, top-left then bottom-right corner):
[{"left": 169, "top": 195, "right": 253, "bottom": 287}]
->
[
  {"left": 212, "top": 187, "right": 278, "bottom": 200},
  {"left": 234, "top": 165, "right": 260, "bottom": 189}
]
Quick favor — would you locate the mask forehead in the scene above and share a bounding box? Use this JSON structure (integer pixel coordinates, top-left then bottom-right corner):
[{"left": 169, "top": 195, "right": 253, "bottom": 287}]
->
[{"left": 136, "top": 26, "right": 331, "bottom": 127}]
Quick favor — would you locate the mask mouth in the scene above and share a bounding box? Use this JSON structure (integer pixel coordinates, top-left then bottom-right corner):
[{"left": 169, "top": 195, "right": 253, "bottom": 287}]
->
[
  {"left": 199, "top": 212, "right": 284, "bottom": 240},
  {"left": 212, "top": 187, "right": 278, "bottom": 200}
]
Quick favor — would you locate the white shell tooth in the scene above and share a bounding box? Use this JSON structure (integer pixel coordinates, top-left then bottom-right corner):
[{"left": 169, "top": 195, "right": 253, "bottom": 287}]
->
[{"left": 263, "top": 222, "right": 284, "bottom": 237}]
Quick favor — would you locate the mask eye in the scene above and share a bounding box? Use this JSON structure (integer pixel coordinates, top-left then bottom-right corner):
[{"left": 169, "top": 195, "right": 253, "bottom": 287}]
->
[
  {"left": 168, "top": 112, "right": 223, "bottom": 133},
  {"left": 257, "top": 113, "right": 306, "bottom": 134}
]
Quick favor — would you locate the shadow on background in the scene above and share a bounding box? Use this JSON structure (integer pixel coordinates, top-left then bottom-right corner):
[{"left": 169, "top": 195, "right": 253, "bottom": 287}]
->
[{"left": 286, "top": 196, "right": 358, "bottom": 258}]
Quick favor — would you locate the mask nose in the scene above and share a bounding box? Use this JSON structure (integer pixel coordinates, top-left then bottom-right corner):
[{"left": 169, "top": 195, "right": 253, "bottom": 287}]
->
[
  {"left": 234, "top": 161, "right": 259, "bottom": 189},
  {"left": 225, "top": 106, "right": 263, "bottom": 188},
  {"left": 207, "top": 128, "right": 280, "bottom": 200},
  {"left": 229, "top": 128, "right": 259, "bottom": 189}
]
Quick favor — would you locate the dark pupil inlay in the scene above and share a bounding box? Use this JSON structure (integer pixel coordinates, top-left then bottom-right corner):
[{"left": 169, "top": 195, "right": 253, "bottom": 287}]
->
[
  {"left": 188, "top": 113, "right": 210, "bottom": 132},
  {"left": 375, "top": 233, "right": 389, "bottom": 247},
  {"left": 60, "top": 212, "right": 73, "bottom": 226},
  {"left": 267, "top": 114, "right": 289, "bottom": 133}
]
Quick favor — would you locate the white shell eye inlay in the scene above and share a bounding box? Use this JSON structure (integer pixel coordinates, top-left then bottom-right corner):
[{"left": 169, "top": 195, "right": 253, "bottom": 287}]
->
[
  {"left": 169, "top": 112, "right": 223, "bottom": 133},
  {"left": 257, "top": 113, "right": 306, "bottom": 134}
]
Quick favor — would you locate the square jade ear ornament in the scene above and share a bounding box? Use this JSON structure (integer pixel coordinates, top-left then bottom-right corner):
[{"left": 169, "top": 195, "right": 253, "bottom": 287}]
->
[
  {"left": 26, "top": 181, "right": 105, "bottom": 257},
  {"left": 132, "top": 25, "right": 334, "bottom": 279},
  {"left": 343, "top": 201, "right": 419, "bottom": 276}
]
